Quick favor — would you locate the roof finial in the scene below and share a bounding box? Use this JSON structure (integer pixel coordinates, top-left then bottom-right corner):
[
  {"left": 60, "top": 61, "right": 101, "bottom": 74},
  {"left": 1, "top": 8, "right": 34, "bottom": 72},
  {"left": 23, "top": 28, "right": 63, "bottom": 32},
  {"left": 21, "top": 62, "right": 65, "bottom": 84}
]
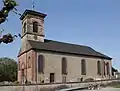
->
[{"left": 32, "top": 0, "right": 35, "bottom": 10}]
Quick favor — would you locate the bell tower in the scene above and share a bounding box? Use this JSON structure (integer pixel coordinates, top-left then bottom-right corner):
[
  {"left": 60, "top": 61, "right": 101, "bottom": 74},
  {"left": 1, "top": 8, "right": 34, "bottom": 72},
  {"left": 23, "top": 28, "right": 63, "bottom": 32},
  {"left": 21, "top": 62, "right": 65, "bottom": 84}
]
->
[
  {"left": 18, "top": 10, "right": 47, "bottom": 83},
  {"left": 20, "top": 9, "right": 47, "bottom": 42}
]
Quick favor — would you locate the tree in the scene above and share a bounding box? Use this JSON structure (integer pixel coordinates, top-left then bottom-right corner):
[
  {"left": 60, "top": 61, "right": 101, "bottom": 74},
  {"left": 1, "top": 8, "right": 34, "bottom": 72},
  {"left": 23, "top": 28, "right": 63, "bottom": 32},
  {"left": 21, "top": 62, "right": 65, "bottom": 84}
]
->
[
  {"left": 0, "top": 57, "right": 17, "bottom": 82},
  {"left": 0, "top": 0, "right": 21, "bottom": 44}
]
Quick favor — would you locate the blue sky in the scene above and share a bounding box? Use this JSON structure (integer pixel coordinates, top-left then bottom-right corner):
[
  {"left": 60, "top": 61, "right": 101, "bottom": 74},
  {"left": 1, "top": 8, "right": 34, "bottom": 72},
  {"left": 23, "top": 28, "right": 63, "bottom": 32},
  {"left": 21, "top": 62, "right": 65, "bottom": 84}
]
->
[{"left": 0, "top": 0, "right": 120, "bottom": 70}]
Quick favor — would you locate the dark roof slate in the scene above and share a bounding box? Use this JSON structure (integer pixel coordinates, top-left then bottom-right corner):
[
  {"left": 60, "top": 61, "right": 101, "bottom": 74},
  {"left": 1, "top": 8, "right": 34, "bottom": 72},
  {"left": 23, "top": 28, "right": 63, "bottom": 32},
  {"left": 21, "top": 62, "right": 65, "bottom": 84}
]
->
[
  {"left": 27, "top": 39, "right": 112, "bottom": 60},
  {"left": 20, "top": 9, "right": 47, "bottom": 20}
]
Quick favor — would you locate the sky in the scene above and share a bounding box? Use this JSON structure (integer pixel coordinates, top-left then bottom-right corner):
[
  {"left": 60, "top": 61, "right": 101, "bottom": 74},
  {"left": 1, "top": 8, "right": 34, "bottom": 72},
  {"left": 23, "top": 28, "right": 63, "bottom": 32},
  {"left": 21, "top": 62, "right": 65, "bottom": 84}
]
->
[{"left": 0, "top": 0, "right": 120, "bottom": 70}]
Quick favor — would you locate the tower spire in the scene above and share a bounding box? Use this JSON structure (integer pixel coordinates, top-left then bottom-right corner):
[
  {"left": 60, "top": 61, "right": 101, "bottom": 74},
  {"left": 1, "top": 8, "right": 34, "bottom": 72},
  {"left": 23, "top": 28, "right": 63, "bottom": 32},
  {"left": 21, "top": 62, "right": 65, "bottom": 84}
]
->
[{"left": 32, "top": 0, "right": 35, "bottom": 10}]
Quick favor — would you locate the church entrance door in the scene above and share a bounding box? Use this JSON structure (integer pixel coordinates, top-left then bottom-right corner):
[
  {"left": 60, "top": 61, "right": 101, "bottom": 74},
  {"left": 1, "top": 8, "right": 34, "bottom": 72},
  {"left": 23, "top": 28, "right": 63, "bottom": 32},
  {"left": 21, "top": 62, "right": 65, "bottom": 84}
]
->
[{"left": 50, "top": 73, "right": 55, "bottom": 83}]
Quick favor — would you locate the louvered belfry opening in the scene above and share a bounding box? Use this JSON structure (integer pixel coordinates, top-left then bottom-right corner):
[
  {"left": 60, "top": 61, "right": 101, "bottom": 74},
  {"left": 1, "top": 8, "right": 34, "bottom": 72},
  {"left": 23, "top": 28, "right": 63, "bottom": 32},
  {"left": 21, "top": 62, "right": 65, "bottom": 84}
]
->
[
  {"left": 38, "top": 55, "right": 44, "bottom": 73},
  {"left": 33, "top": 22, "right": 38, "bottom": 33},
  {"left": 23, "top": 22, "right": 26, "bottom": 33}
]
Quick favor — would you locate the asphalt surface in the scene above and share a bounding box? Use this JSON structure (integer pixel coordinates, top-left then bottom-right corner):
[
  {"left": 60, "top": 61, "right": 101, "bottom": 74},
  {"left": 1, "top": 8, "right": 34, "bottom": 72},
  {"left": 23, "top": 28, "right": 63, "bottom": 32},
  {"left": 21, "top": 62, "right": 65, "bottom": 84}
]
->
[{"left": 78, "top": 87, "right": 120, "bottom": 91}]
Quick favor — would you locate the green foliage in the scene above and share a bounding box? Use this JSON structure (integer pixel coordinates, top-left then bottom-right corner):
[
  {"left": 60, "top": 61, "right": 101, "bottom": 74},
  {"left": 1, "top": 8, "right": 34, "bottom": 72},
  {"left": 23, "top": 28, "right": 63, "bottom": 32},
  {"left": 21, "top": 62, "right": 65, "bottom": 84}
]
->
[
  {"left": 84, "top": 78, "right": 94, "bottom": 82},
  {"left": 108, "top": 82, "right": 120, "bottom": 88},
  {"left": 0, "top": 0, "right": 20, "bottom": 44},
  {"left": 0, "top": 33, "right": 13, "bottom": 44},
  {"left": 0, "top": 57, "right": 17, "bottom": 82},
  {"left": 0, "top": 0, "right": 18, "bottom": 24}
]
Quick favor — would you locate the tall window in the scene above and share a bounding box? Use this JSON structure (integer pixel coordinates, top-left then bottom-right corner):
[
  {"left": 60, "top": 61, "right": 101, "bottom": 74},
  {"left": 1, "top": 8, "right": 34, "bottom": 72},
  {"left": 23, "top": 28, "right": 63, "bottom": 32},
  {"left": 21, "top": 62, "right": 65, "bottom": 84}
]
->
[
  {"left": 38, "top": 55, "right": 45, "bottom": 73},
  {"left": 81, "top": 59, "right": 86, "bottom": 75},
  {"left": 33, "top": 22, "right": 38, "bottom": 33},
  {"left": 28, "top": 56, "right": 31, "bottom": 68},
  {"left": 21, "top": 69, "right": 24, "bottom": 77},
  {"left": 106, "top": 62, "right": 110, "bottom": 75},
  {"left": 62, "top": 57, "right": 67, "bottom": 75},
  {"left": 103, "top": 61, "right": 106, "bottom": 75},
  {"left": 23, "top": 23, "right": 26, "bottom": 33},
  {"left": 18, "top": 61, "right": 20, "bottom": 70},
  {"left": 97, "top": 61, "right": 101, "bottom": 75}
]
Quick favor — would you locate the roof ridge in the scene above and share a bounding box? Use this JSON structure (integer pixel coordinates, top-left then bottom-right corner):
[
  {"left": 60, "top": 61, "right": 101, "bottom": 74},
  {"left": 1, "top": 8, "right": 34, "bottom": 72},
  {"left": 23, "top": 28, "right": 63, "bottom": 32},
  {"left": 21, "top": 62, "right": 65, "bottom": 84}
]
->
[{"left": 44, "top": 39, "right": 90, "bottom": 48}]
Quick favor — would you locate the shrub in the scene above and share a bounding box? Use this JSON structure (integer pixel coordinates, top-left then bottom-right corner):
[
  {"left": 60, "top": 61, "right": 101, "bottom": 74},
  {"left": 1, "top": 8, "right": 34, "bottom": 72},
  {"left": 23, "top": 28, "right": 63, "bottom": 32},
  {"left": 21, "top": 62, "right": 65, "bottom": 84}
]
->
[{"left": 84, "top": 78, "right": 94, "bottom": 82}]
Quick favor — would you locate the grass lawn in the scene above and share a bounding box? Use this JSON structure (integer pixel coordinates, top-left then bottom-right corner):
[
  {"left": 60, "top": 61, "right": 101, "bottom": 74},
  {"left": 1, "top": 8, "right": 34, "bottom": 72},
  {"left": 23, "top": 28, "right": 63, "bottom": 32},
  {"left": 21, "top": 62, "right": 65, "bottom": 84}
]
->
[
  {"left": 111, "top": 84, "right": 120, "bottom": 88},
  {"left": 108, "top": 82, "right": 120, "bottom": 88}
]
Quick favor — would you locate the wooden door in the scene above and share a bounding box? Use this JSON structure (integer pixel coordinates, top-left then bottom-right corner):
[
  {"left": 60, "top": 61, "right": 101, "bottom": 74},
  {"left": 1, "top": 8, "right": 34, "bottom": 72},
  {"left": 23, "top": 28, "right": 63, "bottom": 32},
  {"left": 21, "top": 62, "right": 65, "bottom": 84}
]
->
[{"left": 50, "top": 73, "right": 55, "bottom": 83}]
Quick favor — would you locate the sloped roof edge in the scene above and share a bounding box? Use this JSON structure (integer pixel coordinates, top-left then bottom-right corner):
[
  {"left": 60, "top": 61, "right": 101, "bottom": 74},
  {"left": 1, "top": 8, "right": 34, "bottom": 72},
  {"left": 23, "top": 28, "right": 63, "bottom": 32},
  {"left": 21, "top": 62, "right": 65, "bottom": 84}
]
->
[{"left": 19, "top": 39, "right": 112, "bottom": 60}]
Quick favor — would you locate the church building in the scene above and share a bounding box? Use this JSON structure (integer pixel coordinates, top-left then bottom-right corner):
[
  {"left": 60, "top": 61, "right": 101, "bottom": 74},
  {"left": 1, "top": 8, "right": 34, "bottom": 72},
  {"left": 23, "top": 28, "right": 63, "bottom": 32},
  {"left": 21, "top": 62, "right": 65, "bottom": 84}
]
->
[{"left": 18, "top": 9, "right": 112, "bottom": 83}]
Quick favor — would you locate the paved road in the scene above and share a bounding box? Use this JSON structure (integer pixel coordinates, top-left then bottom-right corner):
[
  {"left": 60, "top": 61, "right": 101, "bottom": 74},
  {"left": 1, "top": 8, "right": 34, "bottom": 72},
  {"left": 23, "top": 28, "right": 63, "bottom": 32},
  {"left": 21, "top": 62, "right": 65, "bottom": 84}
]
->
[{"left": 78, "top": 87, "right": 120, "bottom": 91}]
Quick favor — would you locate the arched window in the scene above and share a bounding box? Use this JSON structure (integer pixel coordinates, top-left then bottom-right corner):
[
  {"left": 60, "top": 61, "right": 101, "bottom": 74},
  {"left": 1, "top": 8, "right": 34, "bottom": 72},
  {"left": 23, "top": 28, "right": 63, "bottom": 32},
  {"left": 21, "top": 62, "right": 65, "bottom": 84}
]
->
[
  {"left": 97, "top": 61, "right": 101, "bottom": 75},
  {"left": 33, "top": 22, "right": 38, "bottom": 33},
  {"left": 81, "top": 59, "right": 86, "bottom": 75},
  {"left": 38, "top": 55, "right": 45, "bottom": 73},
  {"left": 103, "top": 61, "right": 106, "bottom": 75},
  {"left": 28, "top": 56, "right": 31, "bottom": 68},
  {"left": 62, "top": 57, "right": 67, "bottom": 75},
  {"left": 18, "top": 61, "right": 20, "bottom": 70},
  {"left": 106, "top": 62, "right": 110, "bottom": 75},
  {"left": 23, "top": 23, "right": 26, "bottom": 33}
]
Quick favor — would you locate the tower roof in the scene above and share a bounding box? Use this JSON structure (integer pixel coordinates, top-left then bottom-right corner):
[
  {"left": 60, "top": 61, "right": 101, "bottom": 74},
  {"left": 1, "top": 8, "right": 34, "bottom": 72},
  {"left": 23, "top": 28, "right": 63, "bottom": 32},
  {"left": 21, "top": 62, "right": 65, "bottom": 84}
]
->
[{"left": 20, "top": 9, "right": 47, "bottom": 20}]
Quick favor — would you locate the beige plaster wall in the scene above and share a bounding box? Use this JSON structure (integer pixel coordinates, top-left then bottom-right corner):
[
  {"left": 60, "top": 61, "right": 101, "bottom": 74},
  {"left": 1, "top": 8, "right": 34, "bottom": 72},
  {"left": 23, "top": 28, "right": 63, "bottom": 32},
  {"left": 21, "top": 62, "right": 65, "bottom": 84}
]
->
[{"left": 37, "top": 51, "right": 112, "bottom": 83}]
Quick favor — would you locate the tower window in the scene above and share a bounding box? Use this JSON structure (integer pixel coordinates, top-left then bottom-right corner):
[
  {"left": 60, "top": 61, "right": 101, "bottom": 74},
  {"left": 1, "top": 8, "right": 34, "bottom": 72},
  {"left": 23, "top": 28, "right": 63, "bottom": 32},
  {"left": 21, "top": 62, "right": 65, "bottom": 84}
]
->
[
  {"left": 33, "top": 22, "right": 38, "bottom": 33},
  {"left": 23, "top": 23, "right": 26, "bottom": 33}
]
